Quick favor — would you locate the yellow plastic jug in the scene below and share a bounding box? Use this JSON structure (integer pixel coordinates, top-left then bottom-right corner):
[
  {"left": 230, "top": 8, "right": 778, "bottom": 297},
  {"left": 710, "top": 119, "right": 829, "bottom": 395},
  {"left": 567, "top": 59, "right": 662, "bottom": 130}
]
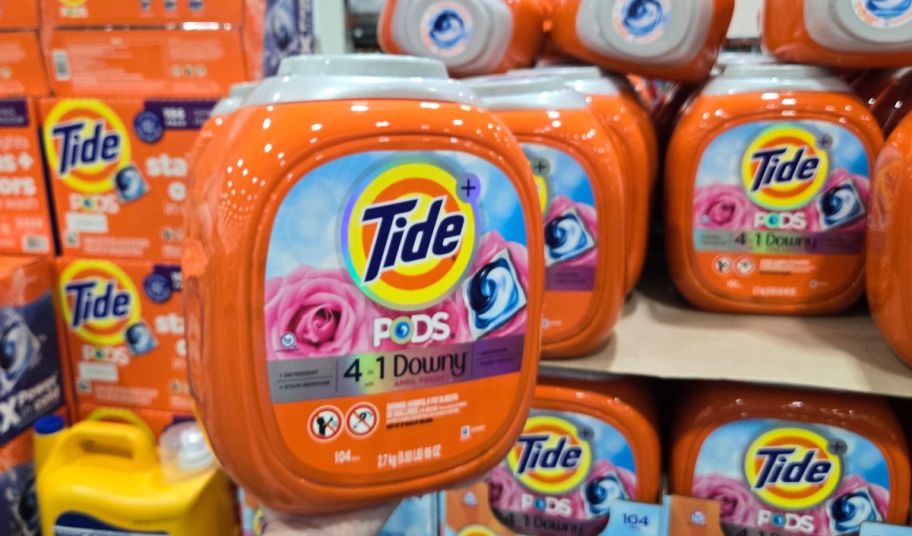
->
[{"left": 34, "top": 408, "right": 237, "bottom": 536}]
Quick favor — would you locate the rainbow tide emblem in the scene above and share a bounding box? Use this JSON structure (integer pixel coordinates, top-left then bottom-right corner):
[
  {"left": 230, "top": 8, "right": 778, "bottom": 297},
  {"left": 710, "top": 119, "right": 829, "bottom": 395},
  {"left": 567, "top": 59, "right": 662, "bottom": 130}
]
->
[
  {"left": 742, "top": 125, "right": 830, "bottom": 211},
  {"left": 508, "top": 415, "right": 593, "bottom": 495},
  {"left": 342, "top": 161, "right": 477, "bottom": 311}
]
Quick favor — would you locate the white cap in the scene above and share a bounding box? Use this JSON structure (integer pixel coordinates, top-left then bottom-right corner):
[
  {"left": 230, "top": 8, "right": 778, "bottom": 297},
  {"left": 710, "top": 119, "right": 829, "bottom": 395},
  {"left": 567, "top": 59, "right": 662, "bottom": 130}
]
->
[
  {"left": 245, "top": 54, "right": 479, "bottom": 107},
  {"left": 703, "top": 63, "right": 851, "bottom": 96},
  {"left": 802, "top": 1, "right": 912, "bottom": 53},
  {"left": 464, "top": 74, "right": 589, "bottom": 111},
  {"left": 212, "top": 81, "right": 261, "bottom": 117},
  {"left": 159, "top": 421, "right": 214, "bottom": 482},
  {"left": 509, "top": 65, "right": 626, "bottom": 96}
]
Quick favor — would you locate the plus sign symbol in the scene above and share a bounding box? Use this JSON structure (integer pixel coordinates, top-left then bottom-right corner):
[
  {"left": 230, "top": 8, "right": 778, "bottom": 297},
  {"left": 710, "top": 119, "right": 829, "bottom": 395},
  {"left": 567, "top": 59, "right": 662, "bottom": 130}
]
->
[
  {"left": 458, "top": 173, "right": 481, "bottom": 204},
  {"left": 530, "top": 157, "right": 550, "bottom": 178}
]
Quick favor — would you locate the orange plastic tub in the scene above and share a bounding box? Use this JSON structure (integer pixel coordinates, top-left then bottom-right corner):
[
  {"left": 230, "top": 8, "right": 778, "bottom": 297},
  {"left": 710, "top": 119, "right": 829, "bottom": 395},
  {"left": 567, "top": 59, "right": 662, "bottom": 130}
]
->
[
  {"left": 665, "top": 64, "right": 883, "bottom": 314},
  {"left": 184, "top": 55, "right": 544, "bottom": 514},
  {"left": 671, "top": 382, "right": 910, "bottom": 535},
  {"left": 467, "top": 75, "right": 626, "bottom": 358}
]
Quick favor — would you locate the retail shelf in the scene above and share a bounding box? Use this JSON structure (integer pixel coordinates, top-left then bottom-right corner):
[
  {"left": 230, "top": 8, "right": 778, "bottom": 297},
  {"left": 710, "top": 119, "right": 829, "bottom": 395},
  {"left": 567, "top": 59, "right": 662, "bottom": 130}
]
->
[{"left": 550, "top": 276, "right": 912, "bottom": 398}]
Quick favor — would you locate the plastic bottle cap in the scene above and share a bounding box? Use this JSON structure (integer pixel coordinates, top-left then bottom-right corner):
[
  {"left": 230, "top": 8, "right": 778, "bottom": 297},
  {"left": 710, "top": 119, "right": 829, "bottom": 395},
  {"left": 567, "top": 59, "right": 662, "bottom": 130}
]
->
[
  {"left": 229, "top": 81, "right": 259, "bottom": 99},
  {"left": 159, "top": 421, "right": 214, "bottom": 480},
  {"left": 721, "top": 63, "right": 832, "bottom": 81},
  {"left": 278, "top": 54, "right": 449, "bottom": 80},
  {"left": 510, "top": 66, "right": 603, "bottom": 83},
  {"left": 464, "top": 75, "right": 570, "bottom": 97},
  {"left": 34, "top": 415, "right": 65, "bottom": 435}
]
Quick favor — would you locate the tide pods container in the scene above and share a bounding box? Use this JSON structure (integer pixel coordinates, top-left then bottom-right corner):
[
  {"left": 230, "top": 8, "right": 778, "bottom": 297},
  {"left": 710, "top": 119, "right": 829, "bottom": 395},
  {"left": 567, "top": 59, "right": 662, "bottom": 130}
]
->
[
  {"left": 511, "top": 66, "right": 657, "bottom": 290},
  {"left": 466, "top": 75, "right": 626, "bottom": 358},
  {"left": 184, "top": 55, "right": 544, "bottom": 514},
  {"left": 665, "top": 64, "right": 883, "bottom": 314},
  {"left": 868, "top": 112, "right": 912, "bottom": 369},
  {"left": 480, "top": 370, "right": 661, "bottom": 535},
  {"left": 671, "top": 383, "right": 911, "bottom": 535},
  {"left": 548, "top": 0, "right": 735, "bottom": 82},
  {"left": 764, "top": 0, "right": 912, "bottom": 69},
  {"left": 378, "top": 0, "right": 546, "bottom": 76}
]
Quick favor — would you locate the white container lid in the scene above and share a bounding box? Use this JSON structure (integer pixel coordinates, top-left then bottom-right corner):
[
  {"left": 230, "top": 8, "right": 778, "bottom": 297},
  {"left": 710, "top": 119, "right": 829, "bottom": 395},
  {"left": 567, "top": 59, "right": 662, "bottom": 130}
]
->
[
  {"left": 212, "top": 81, "right": 261, "bottom": 117},
  {"left": 465, "top": 74, "right": 590, "bottom": 110},
  {"left": 802, "top": 1, "right": 912, "bottom": 53},
  {"left": 702, "top": 63, "right": 852, "bottom": 96},
  {"left": 574, "top": 0, "right": 714, "bottom": 66},
  {"left": 245, "top": 54, "right": 478, "bottom": 107},
  {"left": 386, "top": 0, "right": 514, "bottom": 75},
  {"left": 159, "top": 421, "right": 215, "bottom": 483},
  {"left": 509, "top": 65, "right": 627, "bottom": 96}
]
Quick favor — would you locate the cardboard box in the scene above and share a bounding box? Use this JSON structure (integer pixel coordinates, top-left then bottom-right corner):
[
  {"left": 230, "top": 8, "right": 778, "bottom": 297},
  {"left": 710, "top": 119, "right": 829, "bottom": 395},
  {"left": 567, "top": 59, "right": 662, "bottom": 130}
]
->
[
  {"left": 0, "top": 256, "right": 68, "bottom": 443},
  {"left": 0, "top": 0, "right": 39, "bottom": 30},
  {"left": 0, "top": 99, "right": 54, "bottom": 256},
  {"left": 42, "top": 0, "right": 243, "bottom": 28},
  {"left": 56, "top": 258, "right": 191, "bottom": 418},
  {"left": 0, "top": 32, "right": 49, "bottom": 97},
  {"left": 244, "top": 0, "right": 313, "bottom": 79},
  {"left": 46, "top": 29, "right": 246, "bottom": 97},
  {"left": 41, "top": 97, "right": 216, "bottom": 260}
]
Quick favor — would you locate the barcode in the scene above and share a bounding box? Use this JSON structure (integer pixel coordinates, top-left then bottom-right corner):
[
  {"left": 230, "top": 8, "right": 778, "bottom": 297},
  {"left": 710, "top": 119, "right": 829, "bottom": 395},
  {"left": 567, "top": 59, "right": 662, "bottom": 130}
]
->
[
  {"left": 22, "top": 235, "right": 49, "bottom": 253},
  {"left": 52, "top": 50, "right": 71, "bottom": 81}
]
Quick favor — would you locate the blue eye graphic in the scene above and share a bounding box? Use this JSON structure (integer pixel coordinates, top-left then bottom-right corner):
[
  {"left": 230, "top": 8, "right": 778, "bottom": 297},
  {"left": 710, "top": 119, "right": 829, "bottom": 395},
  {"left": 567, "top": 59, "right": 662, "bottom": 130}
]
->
[
  {"left": 429, "top": 9, "right": 467, "bottom": 50},
  {"left": 463, "top": 249, "right": 527, "bottom": 338},
  {"left": 865, "top": 0, "right": 912, "bottom": 19},
  {"left": 828, "top": 488, "right": 882, "bottom": 535},
  {"left": 544, "top": 208, "right": 595, "bottom": 266},
  {"left": 125, "top": 321, "right": 157, "bottom": 356},
  {"left": 622, "top": 0, "right": 665, "bottom": 37},
  {"left": 0, "top": 310, "right": 39, "bottom": 394},
  {"left": 585, "top": 472, "right": 629, "bottom": 516},
  {"left": 818, "top": 180, "right": 865, "bottom": 230},
  {"left": 115, "top": 165, "right": 149, "bottom": 204}
]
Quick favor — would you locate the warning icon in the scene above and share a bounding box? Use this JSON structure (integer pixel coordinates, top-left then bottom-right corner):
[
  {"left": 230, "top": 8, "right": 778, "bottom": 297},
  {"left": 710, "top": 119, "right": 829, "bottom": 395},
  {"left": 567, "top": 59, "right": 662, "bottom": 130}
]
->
[
  {"left": 346, "top": 403, "right": 379, "bottom": 438},
  {"left": 308, "top": 406, "right": 342, "bottom": 442}
]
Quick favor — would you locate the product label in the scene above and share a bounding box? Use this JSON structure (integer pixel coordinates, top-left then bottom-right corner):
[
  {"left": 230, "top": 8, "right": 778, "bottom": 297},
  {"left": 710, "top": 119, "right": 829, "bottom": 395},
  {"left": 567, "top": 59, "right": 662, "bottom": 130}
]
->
[
  {"left": 59, "top": 260, "right": 190, "bottom": 414},
  {"left": 55, "top": 512, "right": 168, "bottom": 535},
  {"left": 420, "top": 1, "right": 473, "bottom": 58},
  {"left": 0, "top": 458, "right": 38, "bottom": 536},
  {"left": 264, "top": 150, "right": 529, "bottom": 477},
  {"left": 486, "top": 410, "right": 637, "bottom": 536},
  {"left": 693, "top": 419, "right": 891, "bottom": 536},
  {"left": 853, "top": 0, "right": 912, "bottom": 29},
  {"left": 262, "top": 0, "right": 314, "bottom": 77},
  {"left": 0, "top": 292, "right": 64, "bottom": 444},
  {"left": 612, "top": 0, "right": 670, "bottom": 45},
  {"left": 522, "top": 143, "right": 598, "bottom": 339},
  {"left": 692, "top": 121, "right": 870, "bottom": 302}
]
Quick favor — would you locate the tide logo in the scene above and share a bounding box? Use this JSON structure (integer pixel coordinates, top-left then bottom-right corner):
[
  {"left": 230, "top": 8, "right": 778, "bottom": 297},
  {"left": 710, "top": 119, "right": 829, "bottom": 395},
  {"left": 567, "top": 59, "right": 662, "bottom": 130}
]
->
[
  {"left": 742, "top": 126, "right": 830, "bottom": 211},
  {"left": 744, "top": 427, "right": 843, "bottom": 511},
  {"left": 59, "top": 260, "right": 141, "bottom": 346},
  {"left": 342, "top": 161, "right": 476, "bottom": 310},
  {"left": 507, "top": 415, "right": 592, "bottom": 495},
  {"left": 43, "top": 100, "right": 132, "bottom": 194}
]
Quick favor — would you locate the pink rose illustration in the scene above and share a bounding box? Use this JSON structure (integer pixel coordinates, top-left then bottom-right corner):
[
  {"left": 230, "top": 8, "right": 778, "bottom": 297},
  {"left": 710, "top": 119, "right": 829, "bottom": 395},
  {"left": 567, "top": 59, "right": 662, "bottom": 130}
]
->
[
  {"left": 803, "top": 168, "right": 870, "bottom": 233},
  {"left": 694, "top": 184, "right": 757, "bottom": 230},
  {"left": 486, "top": 464, "right": 526, "bottom": 511},
  {"left": 468, "top": 232, "right": 530, "bottom": 338},
  {"left": 544, "top": 195, "right": 598, "bottom": 267},
  {"left": 692, "top": 474, "right": 764, "bottom": 527},
  {"left": 264, "top": 266, "right": 381, "bottom": 360}
]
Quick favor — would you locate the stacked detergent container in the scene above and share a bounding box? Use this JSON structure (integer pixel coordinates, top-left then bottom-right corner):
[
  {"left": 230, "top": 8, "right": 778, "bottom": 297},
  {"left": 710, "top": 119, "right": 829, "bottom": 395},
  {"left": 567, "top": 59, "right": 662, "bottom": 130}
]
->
[
  {"left": 378, "top": 0, "right": 547, "bottom": 76},
  {"left": 184, "top": 54, "right": 545, "bottom": 514},
  {"left": 510, "top": 65, "right": 658, "bottom": 291},
  {"left": 548, "top": 0, "right": 735, "bottom": 82},
  {"left": 671, "top": 383, "right": 911, "bottom": 535},
  {"left": 764, "top": 0, "right": 912, "bottom": 68},
  {"left": 665, "top": 63, "right": 883, "bottom": 314},
  {"left": 465, "top": 74, "right": 626, "bottom": 358},
  {"left": 868, "top": 111, "right": 912, "bottom": 369}
]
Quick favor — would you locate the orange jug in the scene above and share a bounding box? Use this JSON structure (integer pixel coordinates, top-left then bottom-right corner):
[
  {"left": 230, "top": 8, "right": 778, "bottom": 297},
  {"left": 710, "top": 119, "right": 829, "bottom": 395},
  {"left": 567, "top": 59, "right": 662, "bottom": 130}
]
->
[
  {"left": 868, "top": 110, "right": 912, "bottom": 369},
  {"left": 764, "top": 0, "right": 912, "bottom": 69},
  {"left": 378, "top": 0, "right": 547, "bottom": 77},
  {"left": 510, "top": 66, "right": 658, "bottom": 290},
  {"left": 548, "top": 0, "right": 735, "bottom": 82},
  {"left": 665, "top": 63, "right": 883, "bottom": 314},
  {"left": 671, "top": 382, "right": 911, "bottom": 535},
  {"left": 466, "top": 75, "right": 626, "bottom": 358},
  {"left": 184, "top": 54, "right": 544, "bottom": 514}
]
